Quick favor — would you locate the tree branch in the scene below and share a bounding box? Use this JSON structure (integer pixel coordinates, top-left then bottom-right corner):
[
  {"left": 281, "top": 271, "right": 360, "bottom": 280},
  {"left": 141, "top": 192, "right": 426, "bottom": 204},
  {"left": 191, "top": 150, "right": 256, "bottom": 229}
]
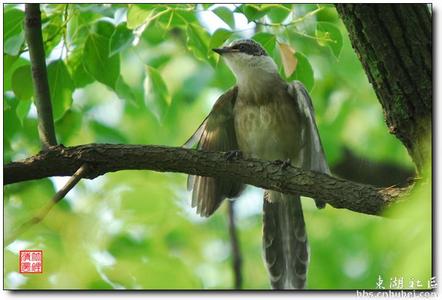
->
[
  {"left": 4, "top": 144, "right": 412, "bottom": 216},
  {"left": 25, "top": 4, "right": 57, "bottom": 148},
  {"left": 227, "top": 201, "right": 242, "bottom": 289}
]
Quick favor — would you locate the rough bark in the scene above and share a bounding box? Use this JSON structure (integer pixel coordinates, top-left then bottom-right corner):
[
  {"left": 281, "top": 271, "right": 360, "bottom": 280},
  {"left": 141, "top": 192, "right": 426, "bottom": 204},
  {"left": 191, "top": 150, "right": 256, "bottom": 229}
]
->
[
  {"left": 24, "top": 4, "right": 58, "bottom": 148},
  {"left": 4, "top": 144, "right": 411, "bottom": 216},
  {"left": 335, "top": 4, "right": 432, "bottom": 173}
]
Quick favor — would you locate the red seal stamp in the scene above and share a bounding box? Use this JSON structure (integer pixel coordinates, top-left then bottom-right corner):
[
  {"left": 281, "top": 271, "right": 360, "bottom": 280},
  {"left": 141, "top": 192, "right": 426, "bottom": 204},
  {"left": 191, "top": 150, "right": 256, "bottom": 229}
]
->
[{"left": 19, "top": 250, "right": 43, "bottom": 274}]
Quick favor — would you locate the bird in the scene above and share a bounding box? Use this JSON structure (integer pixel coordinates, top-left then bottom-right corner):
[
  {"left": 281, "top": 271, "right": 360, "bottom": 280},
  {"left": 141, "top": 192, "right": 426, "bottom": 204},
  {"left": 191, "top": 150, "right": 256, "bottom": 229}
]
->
[{"left": 184, "top": 39, "right": 330, "bottom": 289}]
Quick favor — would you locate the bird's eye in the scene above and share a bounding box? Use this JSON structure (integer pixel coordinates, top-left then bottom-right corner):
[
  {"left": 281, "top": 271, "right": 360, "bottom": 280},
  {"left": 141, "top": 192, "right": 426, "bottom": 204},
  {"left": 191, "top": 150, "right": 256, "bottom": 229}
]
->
[{"left": 238, "top": 44, "right": 246, "bottom": 51}]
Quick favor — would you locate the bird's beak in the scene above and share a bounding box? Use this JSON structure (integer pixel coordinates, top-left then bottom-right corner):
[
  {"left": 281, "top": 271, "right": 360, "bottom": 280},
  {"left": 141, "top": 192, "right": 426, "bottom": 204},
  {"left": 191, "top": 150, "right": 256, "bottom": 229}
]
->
[{"left": 212, "top": 47, "right": 239, "bottom": 55}]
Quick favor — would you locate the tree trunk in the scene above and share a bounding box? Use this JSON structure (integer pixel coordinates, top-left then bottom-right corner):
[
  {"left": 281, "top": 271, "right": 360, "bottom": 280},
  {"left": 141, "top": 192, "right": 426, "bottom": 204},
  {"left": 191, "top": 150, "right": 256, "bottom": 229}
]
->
[{"left": 335, "top": 4, "right": 432, "bottom": 173}]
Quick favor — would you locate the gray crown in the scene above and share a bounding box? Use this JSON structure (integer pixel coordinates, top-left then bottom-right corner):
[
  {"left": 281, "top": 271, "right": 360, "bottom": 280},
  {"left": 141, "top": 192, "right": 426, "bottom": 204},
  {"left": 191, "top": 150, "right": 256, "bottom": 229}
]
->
[{"left": 230, "top": 39, "right": 268, "bottom": 56}]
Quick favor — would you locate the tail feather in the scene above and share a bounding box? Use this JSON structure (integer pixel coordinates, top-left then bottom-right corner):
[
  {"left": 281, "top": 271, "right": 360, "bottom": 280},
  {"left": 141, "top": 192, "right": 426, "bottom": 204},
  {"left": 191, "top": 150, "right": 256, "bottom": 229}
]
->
[{"left": 263, "top": 191, "right": 309, "bottom": 289}]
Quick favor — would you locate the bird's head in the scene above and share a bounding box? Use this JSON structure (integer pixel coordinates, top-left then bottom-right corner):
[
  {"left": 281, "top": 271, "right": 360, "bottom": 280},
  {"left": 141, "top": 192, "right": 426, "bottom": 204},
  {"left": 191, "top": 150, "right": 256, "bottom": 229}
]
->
[{"left": 213, "top": 39, "right": 278, "bottom": 83}]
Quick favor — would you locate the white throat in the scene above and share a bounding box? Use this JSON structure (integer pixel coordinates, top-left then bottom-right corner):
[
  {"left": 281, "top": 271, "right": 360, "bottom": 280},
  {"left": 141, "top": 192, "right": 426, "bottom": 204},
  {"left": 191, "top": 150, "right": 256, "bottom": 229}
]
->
[{"left": 224, "top": 53, "right": 281, "bottom": 92}]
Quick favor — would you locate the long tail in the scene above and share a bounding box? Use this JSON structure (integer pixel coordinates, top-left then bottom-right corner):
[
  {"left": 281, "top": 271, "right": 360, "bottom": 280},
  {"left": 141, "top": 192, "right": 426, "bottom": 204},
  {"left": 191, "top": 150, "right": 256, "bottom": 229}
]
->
[{"left": 263, "top": 191, "right": 309, "bottom": 289}]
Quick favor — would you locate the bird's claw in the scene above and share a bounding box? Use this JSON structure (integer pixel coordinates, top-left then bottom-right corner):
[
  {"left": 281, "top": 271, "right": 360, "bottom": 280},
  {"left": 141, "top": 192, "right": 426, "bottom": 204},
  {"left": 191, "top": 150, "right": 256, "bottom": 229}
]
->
[
  {"left": 225, "top": 150, "right": 243, "bottom": 160},
  {"left": 273, "top": 158, "right": 292, "bottom": 170}
]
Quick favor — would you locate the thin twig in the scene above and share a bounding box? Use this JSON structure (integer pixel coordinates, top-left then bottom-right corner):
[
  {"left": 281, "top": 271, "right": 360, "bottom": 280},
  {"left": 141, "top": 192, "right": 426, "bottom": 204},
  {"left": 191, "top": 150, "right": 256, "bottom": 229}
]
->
[
  {"left": 5, "top": 164, "right": 89, "bottom": 246},
  {"left": 227, "top": 200, "right": 243, "bottom": 289}
]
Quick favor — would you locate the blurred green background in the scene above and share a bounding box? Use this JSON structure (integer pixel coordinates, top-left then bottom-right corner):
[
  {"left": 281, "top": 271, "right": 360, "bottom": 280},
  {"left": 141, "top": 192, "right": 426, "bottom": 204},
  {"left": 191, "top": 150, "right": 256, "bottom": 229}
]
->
[{"left": 3, "top": 4, "right": 431, "bottom": 289}]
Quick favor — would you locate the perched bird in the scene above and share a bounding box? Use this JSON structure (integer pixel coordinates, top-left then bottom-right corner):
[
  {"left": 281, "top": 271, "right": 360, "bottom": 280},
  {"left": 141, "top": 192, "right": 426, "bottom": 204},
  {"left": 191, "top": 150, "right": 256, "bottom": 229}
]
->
[{"left": 185, "top": 39, "right": 330, "bottom": 289}]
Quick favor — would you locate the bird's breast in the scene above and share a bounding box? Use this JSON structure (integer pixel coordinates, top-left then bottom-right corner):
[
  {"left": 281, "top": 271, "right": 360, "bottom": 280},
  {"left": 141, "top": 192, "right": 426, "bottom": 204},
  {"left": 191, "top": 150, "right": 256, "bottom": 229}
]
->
[{"left": 234, "top": 99, "right": 301, "bottom": 161}]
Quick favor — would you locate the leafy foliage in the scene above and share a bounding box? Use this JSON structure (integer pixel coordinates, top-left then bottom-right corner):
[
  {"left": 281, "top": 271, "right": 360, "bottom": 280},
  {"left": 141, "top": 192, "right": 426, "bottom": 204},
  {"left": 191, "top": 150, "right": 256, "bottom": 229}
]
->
[{"left": 4, "top": 3, "right": 428, "bottom": 290}]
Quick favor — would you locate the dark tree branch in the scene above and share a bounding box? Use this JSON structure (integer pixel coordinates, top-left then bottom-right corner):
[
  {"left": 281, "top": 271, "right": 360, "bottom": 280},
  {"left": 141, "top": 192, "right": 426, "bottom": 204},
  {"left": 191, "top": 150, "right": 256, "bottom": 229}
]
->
[
  {"left": 24, "top": 4, "right": 57, "bottom": 148},
  {"left": 331, "top": 147, "right": 415, "bottom": 188},
  {"left": 227, "top": 201, "right": 242, "bottom": 289},
  {"left": 4, "top": 144, "right": 412, "bottom": 216},
  {"left": 335, "top": 4, "right": 432, "bottom": 173}
]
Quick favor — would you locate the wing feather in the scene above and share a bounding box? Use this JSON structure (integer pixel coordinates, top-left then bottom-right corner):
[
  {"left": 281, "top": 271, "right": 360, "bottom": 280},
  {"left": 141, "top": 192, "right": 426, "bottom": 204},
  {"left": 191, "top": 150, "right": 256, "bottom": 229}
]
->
[
  {"left": 288, "top": 81, "right": 330, "bottom": 175},
  {"left": 184, "top": 86, "right": 244, "bottom": 217}
]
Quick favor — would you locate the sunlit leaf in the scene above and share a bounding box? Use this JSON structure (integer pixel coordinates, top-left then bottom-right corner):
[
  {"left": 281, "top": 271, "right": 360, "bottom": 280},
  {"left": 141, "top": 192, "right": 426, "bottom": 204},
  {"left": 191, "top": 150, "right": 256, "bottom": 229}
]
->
[
  {"left": 145, "top": 66, "right": 170, "bottom": 120},
  {"left": 157, "top": 9, "right": 197, "bottom": 28},
  {"left": 252, "top": 32, "right": 276, "bottom": 55},
  {"left": 237, "top": 4, "right": 271, "bottom": 22},
  {"left": 267, "top": 4, "right": 292, "bottom": 23},
  {"left": 16, "top": 99, "right": 32, "bottom": 125},
  {"left": 47, "top": 59, "right": 74, "bottom": 121},
  {"left": 212, "top": 6, "right": 235, "bottom": 29},
  {"left": 109, "top": 22, "right": 135, "bottom": 57},
  {"left": 41, "top": 10, "right": 63, "bottom": 56},
  {"left": 278, "top": 42, "right": 297, "bottom": 77},
  {"left": 208, "top": 28, "right": 232, "bottom": 55},
  {"left": 11, "top": 65, "right": 34, "bottom": 100},
  {"left": 74, "top": 3, "right": 115, "bottom": 17},
  {"left": 316, "top": 22, "right": 343, "bottom": 58},
  {"left": 288, "top": 52, "right": 314, "bottom": 92},
  {"left": 4, "top": 55, "right": 29, "bottom": 92},
  {"left": 4, "top": 8, "right": 25, "bottom": 55},
  {"left": 127, "top": 4, "right": 155, "bottom": 29},
  {"left": 186, "top": 24, "right": 212, "bottom": 64},
  {"left": 141, "top": 22, "right": 166, "bottom": 46},
  {"left": 115, "top": 76, "right": 138, "bottom": 106},
  {"left": 83, "top": 21, "right": 120, "bottom": 89}
]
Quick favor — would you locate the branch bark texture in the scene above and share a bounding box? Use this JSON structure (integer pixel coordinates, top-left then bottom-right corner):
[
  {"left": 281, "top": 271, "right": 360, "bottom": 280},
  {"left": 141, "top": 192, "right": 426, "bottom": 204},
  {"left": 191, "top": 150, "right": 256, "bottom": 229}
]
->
[
  {"left": 4, "top": 144, "right": 410, "bottom": 216},
  {"left": 335, "top": 4, "right": 432, "bottom": 172},
  {"left": 25, "top": 4, "right": 57, "bottom": 148}
]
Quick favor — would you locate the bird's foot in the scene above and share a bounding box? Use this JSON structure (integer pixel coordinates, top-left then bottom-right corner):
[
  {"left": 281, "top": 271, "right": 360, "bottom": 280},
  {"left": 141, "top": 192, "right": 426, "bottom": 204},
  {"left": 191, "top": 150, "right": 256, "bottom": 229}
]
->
[
  {"left": 273, "top": 158, "right": 292, "bottom": 170},
  {"left": 225, "top": 150, "right": 243, "bottom": 160}
]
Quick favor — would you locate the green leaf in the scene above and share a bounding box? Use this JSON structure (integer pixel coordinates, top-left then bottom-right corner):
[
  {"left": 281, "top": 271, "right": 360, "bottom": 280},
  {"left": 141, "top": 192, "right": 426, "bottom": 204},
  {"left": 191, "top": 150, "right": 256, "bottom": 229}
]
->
[
  {"left": 252, "top": 32, "right": 276, "bottom": 55},
  {"left": 315, "top": 22, "right": 343, "bottom": 58},
  {"left": 156, "top": 9, "right": 197, "bottom": 29},
  {"left": 11, "top": 65, "right": 34, "bottom": 100},
  {"left": 72, "top": 63, "right": 94, "bottom": 88},
  {"left": 109, "top": 22, "right": 135, "bottom": 57},
  {"left": 127, "top": 4, "right": 155, "bottom": 29},
  {"left": 41, "top": 9, "right": 63, "bottom": 56},
  {"left": 4, "top": 55, "right": 28, "bottom": 91},
  {"left": 16, "top": 99, "right": 32, "bottom": 125},
  {"left": 186, "top": 24, "right": 212, "bottom": 63},
  {"left": 212, "top": 6, "right": 235, "bottom": 29},
  {"left": 145, "top": 66, "right": 170, "bottom": 120},
  {"left": 47, "top": 60, "right": 74, "bottom": 121},
  {"left": 4, "top": 94, "right": 22, "bottom": 143},
  {"left": 267, "top": 4, "right": 292, "bottom": 23},
  {"left": 74, "top": 4, "right": 115, "bottom": 18},
  {"left": 4, "top": 9, "right": 25, "bottom": 55},
  {"left": 202, "top": 4, "right": 213, "bottom": 10},
  {"left": 288, "top": 52, "right": 314, "bottom": 92},
  {"left": 55, "top": 109, "right": 82, "bottom": 143},
  {"left": 83, "top": 21, "right": 120, "bottom": 89},
  {"left": 208, "top": 29, "right": 232, "bottom": 54},
  {"left": 115, "top": 76, "right": 137, "bottom": 106},
  {"left": 238, "top": 4, "right": 270, "bottom": 22},
  {"left": 141, "top": 22, "right": 166, "bottom": 46}
]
